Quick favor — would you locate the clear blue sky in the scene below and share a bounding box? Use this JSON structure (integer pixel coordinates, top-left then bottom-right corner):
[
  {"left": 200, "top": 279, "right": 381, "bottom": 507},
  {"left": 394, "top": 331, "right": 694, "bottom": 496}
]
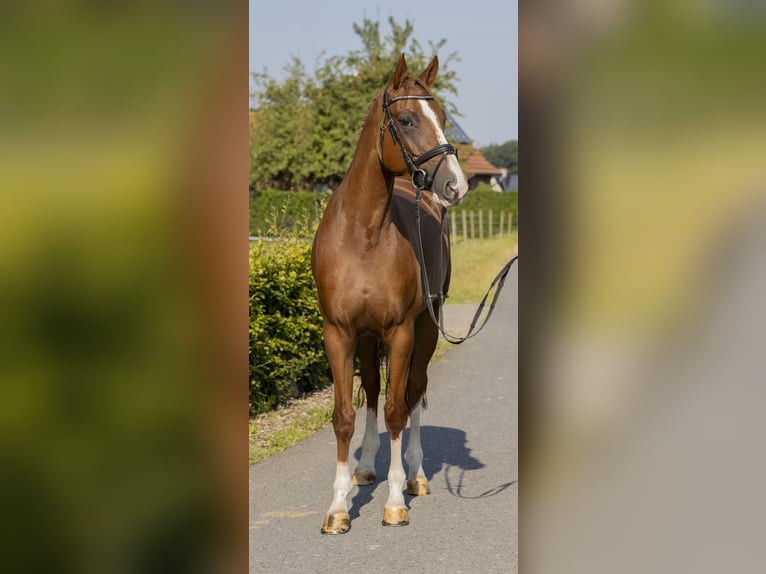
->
[{"left": 249, "top": 0, "right": 518, "bottom": 147}]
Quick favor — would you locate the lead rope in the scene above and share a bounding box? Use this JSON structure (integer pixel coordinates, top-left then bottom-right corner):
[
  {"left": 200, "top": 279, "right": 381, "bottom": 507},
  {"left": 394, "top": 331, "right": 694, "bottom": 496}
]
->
[{"left": 414, "top": 184, "right": 518, "bottom": 345}]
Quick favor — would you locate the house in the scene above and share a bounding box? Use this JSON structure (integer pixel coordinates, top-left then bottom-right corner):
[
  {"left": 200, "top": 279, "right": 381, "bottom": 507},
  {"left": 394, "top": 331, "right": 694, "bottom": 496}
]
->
[{"left": 446, "top": 113, "right": 504, "bottom": 191}]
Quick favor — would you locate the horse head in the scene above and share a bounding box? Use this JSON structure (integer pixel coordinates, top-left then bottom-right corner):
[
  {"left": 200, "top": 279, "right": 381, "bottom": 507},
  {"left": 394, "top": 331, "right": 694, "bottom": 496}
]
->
[{"left": 378, "top": 54, "right": 469, "bottom": 207}]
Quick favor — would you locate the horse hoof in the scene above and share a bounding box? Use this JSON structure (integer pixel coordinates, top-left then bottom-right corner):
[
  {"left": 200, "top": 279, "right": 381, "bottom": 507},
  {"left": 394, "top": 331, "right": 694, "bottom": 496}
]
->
[
  {"left": 321, "top": 512, "right": 350, "bottom": 535},
  {"left": 406, "top": 477, "right": 430, "bottom": 496},
  {"left": 382, "top": 506, "right": 409, "bottom": 527},
  {"left": 352, "top": 469, "right": 376, "bottom": 486}
]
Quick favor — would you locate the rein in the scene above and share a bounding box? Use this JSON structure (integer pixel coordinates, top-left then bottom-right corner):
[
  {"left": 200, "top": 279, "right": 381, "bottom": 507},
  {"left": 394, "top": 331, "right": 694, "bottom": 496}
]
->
[
  {"left": 381, "top": 87, "right": 517, "bottom": 344},
  {"left": 414, "top": 184, "right": 518, "bottom": 345}
]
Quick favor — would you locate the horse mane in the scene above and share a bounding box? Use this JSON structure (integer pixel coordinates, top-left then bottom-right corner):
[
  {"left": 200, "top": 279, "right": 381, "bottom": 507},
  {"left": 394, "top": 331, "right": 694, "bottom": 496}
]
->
[{"left": 358, "top": 92, "right": 381, "bottom": 137}]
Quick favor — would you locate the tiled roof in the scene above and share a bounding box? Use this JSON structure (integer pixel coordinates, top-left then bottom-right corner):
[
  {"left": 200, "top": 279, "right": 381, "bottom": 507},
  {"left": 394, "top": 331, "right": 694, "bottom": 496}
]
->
[{"left": 463, "top": 149, "right": 501, "bottom": 175}]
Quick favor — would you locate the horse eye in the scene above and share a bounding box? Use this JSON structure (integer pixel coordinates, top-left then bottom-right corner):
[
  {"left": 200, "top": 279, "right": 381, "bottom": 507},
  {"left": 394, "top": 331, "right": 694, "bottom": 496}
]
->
[{"left": 398, "top": 115, "right": 413, "bottom": 127}]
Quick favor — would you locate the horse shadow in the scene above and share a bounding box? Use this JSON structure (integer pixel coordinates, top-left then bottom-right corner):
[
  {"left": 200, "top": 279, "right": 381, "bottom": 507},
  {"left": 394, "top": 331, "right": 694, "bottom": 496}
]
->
[{"left": 349, "top": 425, "right": 511, "bottom": 519}]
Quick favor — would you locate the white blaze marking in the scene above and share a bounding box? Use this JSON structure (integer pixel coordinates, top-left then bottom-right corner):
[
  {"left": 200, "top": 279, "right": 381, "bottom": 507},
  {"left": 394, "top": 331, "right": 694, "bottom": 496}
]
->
[
  {"left": 417, "top": 100, "right": 468, "bottom": 203},
  {"left": 418, "top": 99, "right": 448, "bottom": 145}
]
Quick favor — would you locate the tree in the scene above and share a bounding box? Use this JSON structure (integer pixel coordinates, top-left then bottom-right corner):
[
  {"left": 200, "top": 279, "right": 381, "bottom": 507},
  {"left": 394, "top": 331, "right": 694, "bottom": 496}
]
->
[
  {"left": 250, "top": 17, "right": 460, "bottom": 190},
  {"left": 249, "top": 58, "right": 315, "bottom": 190},
  {"left": 480, "top": 140, "right": 518, "bottom": 173}
]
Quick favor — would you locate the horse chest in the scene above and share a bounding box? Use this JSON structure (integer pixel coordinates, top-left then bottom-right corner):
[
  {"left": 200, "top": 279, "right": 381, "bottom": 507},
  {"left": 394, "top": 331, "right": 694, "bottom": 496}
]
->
[{"left": 318, "top": 242, "right": 420, "bottom": 331}]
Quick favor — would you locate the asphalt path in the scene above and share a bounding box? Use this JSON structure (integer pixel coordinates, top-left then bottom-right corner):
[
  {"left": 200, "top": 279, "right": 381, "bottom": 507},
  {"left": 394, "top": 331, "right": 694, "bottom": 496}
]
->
[{"left": 249, "top": 262, "right": 517, "bottom": 573}]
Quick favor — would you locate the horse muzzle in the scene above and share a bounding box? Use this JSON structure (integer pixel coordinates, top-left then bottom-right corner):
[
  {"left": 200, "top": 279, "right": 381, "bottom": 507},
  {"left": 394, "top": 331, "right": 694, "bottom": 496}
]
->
[
  {"left": 432, "top": 160, "right": 468, "bottom": 207},
  {"left": 444, "top": 180, "right": 466, "bottom": 205}
]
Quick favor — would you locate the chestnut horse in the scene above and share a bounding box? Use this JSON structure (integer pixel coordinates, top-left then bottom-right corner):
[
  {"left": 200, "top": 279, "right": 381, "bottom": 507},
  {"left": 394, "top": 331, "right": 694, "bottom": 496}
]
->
[{"left": 311, "top": 54, "right": 469, "bottom": 534}]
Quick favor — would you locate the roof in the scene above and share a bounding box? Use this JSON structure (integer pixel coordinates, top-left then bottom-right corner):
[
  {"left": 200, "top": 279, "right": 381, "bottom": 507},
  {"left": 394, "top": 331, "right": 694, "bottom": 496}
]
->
[
  {"left": 445, "top": 113, "right": 472, "bottom": 144},
  {"left": 463, "top": 149, "right": 501, "bottom": 175}
]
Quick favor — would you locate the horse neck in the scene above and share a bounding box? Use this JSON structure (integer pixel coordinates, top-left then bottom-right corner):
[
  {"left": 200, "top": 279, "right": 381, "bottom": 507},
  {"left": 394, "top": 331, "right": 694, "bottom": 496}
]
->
[{"left": 337, "top": 102, "right": 395, "bottom": 243}]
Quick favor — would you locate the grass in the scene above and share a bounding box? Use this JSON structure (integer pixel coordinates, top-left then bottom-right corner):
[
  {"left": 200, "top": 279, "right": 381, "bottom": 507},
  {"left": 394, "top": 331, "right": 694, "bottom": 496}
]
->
[
  {"left": 448, "top": 233, "right": 518, "bottom": 303},
  {"left": 249, "top": 377, "right": 364, "bottom": 464},
  {"left": 249, "top": 402, "right": 334, "bottom": 464}
]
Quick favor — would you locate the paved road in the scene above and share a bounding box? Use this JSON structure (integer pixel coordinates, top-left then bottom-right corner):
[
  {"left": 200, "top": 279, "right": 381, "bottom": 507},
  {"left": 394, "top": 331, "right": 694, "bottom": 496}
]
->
[{"left": 250, "top": 263, "right": 517, "bottom": 573}]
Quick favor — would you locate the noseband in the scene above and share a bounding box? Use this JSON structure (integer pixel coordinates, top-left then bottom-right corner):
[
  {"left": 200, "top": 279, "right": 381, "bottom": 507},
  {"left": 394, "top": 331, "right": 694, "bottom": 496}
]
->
[{"left": 379, "top": 89, "right": 458, "bottom": 191}]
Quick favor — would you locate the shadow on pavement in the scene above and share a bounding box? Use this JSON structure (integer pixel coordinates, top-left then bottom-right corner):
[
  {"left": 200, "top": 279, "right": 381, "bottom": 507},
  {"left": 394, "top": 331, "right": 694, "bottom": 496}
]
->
[{"left": 349, "top": 425, "right": 487, "bottom": 518}]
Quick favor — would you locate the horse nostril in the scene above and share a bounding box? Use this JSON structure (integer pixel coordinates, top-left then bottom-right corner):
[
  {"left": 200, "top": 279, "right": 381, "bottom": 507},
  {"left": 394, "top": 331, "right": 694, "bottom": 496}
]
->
[{"left": 446, "top": 181, "right": 457, "bottom": 197}]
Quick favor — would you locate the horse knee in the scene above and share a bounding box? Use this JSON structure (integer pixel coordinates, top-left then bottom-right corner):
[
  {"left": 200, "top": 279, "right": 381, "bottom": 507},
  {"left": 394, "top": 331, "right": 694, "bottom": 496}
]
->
[
  {"left": 383, "top": 401, "right": 408, "bottom": 440},
  {"left": 332, "top": 406, "right": 356, "bottom": 441}
]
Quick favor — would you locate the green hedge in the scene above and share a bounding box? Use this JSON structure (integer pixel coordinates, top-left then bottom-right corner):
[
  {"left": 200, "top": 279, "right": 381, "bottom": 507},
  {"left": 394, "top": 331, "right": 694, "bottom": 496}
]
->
[
  {"left": 450, "top": 186, "right": 518, "bottom": 237},
  {"left": 250, "top": 190, "right": 331, "bottom": 237},
  {"left": 453, "top": 184, "right": 518, "bottom": 215},
  {"left": 250, "top": 185, "right": 517, "bottom": 237},
  {"left": 249, "top": 236, "right": 330, "bottom": 415}
]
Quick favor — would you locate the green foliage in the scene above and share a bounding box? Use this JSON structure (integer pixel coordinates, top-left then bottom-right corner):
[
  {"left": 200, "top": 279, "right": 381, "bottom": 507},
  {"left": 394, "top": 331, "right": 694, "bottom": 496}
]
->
[
  {"left": 451, "top": 186, "right": 518, "bottom": 237},
  {"left": 250, "top": 59, "right": 314, "bottom": 190},
  {"left": 250, "top": 189, "right": 330, "bottom": 237},
  {"left": 250, "top": 16, "right": 460, "bottom": 190},
  {"left": 249, "top": 232, "right": 330, "bottom": 415},
  {"left": 480, "top": 140, "right": 518, "bottom": 172},
  {"left": 454, "top": 186, "right": 518, "bottom": 215},
  {"left": 250, "top": 186, "right": 518, "bottom": 240}
]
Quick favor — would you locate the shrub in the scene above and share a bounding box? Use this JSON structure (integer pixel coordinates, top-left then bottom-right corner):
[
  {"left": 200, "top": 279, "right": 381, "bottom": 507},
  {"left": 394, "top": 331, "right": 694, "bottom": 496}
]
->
[
  {"left": 454, "top": 185, "right": 518, "bottom": 215},
  {"left": 250, "top": 189, "right": 331, "bottom": 237},
  {"left": 249, "top": 232, "right": 330, "bottom": 415},
  {"left": 251, "top": 186, "right": 517, "bottom": 236}
]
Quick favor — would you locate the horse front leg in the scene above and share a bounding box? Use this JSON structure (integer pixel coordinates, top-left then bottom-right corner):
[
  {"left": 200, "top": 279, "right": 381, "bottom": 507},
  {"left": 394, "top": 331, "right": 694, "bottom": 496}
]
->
[
  {"left": 321, "top": 323, "right": 356, "bottom": 535},
  {"left": 382, "top": 323, "right": 414, "bottom": 526}
]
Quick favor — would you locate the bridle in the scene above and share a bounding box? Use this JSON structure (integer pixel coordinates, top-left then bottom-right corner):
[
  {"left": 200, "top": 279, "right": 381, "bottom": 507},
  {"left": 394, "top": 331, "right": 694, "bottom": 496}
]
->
[
  {"left": 380, "top": 86, "right": 517, "bottom": 347},
  {"left": 379, "top": 88, "right": 458, "bottom": 191}
]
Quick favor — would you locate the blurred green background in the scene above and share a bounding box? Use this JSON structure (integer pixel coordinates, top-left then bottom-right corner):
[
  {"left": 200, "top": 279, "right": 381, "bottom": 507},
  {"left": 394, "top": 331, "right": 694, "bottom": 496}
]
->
[{"left": 0, "top": 2, "right": 247, "bottom": 573}]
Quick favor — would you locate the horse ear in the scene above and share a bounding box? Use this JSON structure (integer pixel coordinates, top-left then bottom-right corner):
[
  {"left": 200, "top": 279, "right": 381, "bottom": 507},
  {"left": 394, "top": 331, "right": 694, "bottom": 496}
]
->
[
  {"left": 390, "top": 53, "right": 408, "bottom": 90},
  {"left": 419, "top": 55, "right": 439, "bottom": 87}
]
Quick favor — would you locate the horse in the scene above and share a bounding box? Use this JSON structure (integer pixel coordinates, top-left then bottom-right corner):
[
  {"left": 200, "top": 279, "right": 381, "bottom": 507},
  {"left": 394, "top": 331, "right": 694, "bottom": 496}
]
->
[{"left": 311, "top": 53, "right": 469, "bottom": 534}]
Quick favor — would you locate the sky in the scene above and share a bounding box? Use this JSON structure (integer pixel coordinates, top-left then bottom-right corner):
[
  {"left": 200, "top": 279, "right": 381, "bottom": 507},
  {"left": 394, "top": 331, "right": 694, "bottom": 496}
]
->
[{"left": 249, "top": 0, "right": 518, "bottom": 147}]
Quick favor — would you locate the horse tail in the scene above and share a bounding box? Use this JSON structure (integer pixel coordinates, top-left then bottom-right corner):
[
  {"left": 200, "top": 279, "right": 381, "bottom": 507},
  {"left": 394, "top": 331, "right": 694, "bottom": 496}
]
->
[
  {"left": 378, "top": 339, "right": 390, "bottom": 400},
  {"left": 355, "top": 383, "right": 365, "bottom": 409}
]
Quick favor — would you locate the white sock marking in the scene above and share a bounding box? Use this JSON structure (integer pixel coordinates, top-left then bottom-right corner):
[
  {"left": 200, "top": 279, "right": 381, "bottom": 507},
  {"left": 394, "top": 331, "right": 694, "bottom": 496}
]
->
[
  {"left": 327, "top": 461, "right": 352, "bottom": 516},
  {"left": 385, "top": 436, "right": 406, "bottom": 510}
]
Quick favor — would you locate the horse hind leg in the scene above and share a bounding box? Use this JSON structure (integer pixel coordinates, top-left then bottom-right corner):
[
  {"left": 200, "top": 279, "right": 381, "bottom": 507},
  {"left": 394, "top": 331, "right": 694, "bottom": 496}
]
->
[
  {"left": 404, "top": 311, "right": 439, "bottom": 496},
  {"left": 352, "top": 335, "right": 381, "bottom": 486},
  {"left": 405, "top": 402, "right": 430, "bottom": 496}
]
